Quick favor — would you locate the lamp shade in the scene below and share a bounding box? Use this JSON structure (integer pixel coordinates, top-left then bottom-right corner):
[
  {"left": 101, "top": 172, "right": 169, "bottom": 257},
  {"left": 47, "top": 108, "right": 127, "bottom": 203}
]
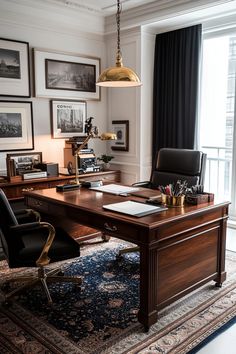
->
[
  {"left": 97, "top": 65, "right": 142, "bottom": 87},
  {"left": 100, "top": 132, "right": 117, "bottom": 140}
]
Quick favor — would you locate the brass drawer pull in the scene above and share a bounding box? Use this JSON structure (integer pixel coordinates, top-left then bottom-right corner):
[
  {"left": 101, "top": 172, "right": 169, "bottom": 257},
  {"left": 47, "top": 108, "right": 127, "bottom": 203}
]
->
[
  {"left": 34, "top": 201, "right": 43, "bottom": 206},
  {"left": 22, "top": 188, "right": 34, "bottom": 192},
  {"left": 104, "top": 223, "right": 117, "bottom": 232}
]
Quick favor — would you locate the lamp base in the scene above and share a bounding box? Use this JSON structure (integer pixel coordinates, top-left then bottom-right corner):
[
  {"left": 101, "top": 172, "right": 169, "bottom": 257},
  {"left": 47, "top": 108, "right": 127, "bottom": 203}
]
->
[{"left": 56, "top": 184, "right": 81, "bottom": 192}]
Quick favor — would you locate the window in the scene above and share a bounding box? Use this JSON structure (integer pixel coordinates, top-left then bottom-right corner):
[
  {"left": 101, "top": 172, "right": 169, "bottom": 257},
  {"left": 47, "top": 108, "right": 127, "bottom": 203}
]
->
[{"left": 199, "top": 33, "right": 236, "bottom": 219}]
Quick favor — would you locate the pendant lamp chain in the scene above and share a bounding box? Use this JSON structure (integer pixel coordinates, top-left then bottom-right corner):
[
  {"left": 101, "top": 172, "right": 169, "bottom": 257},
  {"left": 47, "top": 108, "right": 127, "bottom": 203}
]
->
[{"left": 116, "top": 0, "right": 122, "bottom": 67}]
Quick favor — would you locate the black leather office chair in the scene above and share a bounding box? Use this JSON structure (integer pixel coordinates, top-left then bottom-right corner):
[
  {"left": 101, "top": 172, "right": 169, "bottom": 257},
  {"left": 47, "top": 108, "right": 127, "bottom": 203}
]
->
[
  {"left": 119, "top": 148, "right": 207, "bottom": 256},
  {"left": 134, "top": 148, "right": 206, "bottom": 190},
  {"left": 0, "top": 188, "right": 82, "bottom": 304}
]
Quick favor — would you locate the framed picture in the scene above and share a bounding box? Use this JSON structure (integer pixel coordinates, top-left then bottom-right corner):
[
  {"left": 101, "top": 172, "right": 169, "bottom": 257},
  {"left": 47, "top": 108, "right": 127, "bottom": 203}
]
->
[
  {"left": 33, "top": 48, "right": 100, "bottom": 100},
  {"left": 51, "top": 100, "right": 86, "bottom": 139},
  {"left": 6, "top": 151, "right": 42, "bottom": 177},
  {"left": 111, "top": 120, "right": 129, "bottom": 151},
  {"left": 0, "top": 38, "right": 30, "bottom": 97},
  {"left": 0, "top": 101, "right": 34, "bottom": 151}
]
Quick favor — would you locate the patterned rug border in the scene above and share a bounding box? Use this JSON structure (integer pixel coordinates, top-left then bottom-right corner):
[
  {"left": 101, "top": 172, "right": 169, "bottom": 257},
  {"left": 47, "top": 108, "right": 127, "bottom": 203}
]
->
[
  {"left": 186, "top": 313, "right": 236, "bottom": 354},
  {"left": 122, "top": 282, "right": 236, "bottom": 354}
]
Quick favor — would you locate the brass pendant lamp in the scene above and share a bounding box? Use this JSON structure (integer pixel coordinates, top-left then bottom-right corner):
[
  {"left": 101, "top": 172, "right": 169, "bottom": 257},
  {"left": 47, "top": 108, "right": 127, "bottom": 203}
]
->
[{"left": 96, "top": 0, "right": 142, "bottom": 87}]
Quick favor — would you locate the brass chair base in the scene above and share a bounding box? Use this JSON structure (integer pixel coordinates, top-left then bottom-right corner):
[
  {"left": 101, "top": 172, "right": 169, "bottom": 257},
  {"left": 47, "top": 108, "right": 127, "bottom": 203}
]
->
[
  {"left": 2, "top": 266, "right": 82, "bottom": 304},
  {"left": 118, "top": 246, "right": 140, "bottom": 256}
]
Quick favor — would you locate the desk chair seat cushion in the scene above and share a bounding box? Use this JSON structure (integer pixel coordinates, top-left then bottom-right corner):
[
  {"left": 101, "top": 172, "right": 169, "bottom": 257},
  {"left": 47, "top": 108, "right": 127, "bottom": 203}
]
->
[{"left": 8, "top": 227, "right": 80, "bottom": 268}]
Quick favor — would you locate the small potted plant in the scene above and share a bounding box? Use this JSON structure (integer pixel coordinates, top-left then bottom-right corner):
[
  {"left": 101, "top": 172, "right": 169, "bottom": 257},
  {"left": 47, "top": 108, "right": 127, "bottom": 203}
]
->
[{"left": 97, "top": 154, "right": 114, "bottom": 170}]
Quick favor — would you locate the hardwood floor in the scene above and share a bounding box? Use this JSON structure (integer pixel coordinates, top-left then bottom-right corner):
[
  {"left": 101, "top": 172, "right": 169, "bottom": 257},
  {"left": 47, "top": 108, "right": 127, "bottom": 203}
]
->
[{"left": 194, "top": 227, "right": 236, "bottom": 354}]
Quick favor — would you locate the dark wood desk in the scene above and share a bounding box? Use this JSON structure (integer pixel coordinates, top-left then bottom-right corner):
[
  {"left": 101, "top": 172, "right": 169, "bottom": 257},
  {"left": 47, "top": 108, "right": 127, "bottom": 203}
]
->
[{"left": 25, "top": 188, "right": 229, "bottom": 330}]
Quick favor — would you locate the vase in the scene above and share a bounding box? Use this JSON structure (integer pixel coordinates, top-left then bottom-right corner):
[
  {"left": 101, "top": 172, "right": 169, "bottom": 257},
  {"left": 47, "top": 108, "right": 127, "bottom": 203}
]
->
[{"left": 103, "top": 162, "right": 110, "bottom": 170}]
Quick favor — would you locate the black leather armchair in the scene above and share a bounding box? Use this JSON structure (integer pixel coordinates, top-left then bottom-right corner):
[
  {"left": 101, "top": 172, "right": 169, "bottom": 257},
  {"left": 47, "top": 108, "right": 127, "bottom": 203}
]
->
[
  {"left": 119, "top": 148, "right": 207, "bottom": 256},
  {"left": 0, "top": 188, "right": 82, "bottom": 304}
]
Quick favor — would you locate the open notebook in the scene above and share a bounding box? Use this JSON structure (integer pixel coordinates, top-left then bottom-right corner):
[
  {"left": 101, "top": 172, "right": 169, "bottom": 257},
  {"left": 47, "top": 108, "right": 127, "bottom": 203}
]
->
[{"left": 103, "top": 200, "right": 167, "bottom": 218}]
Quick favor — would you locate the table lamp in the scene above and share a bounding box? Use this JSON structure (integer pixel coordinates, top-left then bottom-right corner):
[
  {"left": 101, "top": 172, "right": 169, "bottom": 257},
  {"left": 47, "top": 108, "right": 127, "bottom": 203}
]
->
[{"left": 60, "top": 117, "right": 116, "bottom": 190}]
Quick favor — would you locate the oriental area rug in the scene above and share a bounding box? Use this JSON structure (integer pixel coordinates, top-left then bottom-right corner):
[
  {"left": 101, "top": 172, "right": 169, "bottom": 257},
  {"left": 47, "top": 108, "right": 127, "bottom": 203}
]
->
[{"left": 0, "top": 238, "right": 236, "bottom": 354}]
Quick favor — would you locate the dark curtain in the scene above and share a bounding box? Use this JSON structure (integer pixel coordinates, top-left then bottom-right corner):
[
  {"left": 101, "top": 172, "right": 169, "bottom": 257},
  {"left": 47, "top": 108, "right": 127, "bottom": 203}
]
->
[{"left": 152, "top": 24, "right": 202, "bottom": 163}]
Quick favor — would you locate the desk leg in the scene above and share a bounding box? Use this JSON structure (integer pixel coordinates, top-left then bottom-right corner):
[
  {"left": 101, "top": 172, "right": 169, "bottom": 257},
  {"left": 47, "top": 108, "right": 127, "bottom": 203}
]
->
[
  {"left": 138, "top": 245, "right": 158, "bottom": 331},
  {"left": 215, "top": 211, "right": 227, "bottom": 287}
]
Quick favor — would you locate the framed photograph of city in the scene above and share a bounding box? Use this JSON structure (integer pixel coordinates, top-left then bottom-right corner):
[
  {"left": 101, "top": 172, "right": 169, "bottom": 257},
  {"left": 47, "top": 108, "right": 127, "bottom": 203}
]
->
[
  {"left": 51, "top": 100, "right": 87, "bottom": 138},
  {"left": 111, "top": 120, "right": 129, "bottom": 151},
  {"left": 34, "top": 48, "right": 100, "bottom": 100},
  {"left": 0, "top": 38, "right": 30, "bottom": 97},
  {"left": 0, "top": 101, "right": 34, "bottom": 151}
]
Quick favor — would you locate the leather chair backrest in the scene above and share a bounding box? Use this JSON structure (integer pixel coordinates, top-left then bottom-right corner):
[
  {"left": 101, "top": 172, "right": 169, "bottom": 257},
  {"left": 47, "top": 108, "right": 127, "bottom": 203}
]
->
[
  {"left": 0, "top": 188, "right": 19, "bottom": 260},
  {"left": 151, "top": 148, "right": 206, "bottom": 188},
  {"left": 0, "top": 188, "right": 18, "bottom": 228}
]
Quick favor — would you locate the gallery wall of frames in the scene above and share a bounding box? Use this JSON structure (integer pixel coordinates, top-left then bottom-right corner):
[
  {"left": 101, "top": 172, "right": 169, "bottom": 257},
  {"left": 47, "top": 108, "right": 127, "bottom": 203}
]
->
[
  {"left": 0, "top": 37, "right": 101, "bottom": 153},
  {"left": 0, "top": 26, "right": 132, "bottom": 179}
]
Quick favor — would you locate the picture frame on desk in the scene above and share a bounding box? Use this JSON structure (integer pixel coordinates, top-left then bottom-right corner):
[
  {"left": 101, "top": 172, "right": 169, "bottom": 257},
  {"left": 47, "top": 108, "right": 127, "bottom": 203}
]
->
[
  {"left": 6, "top": 151, "right": 42, "bottom": 181},
  {"left": 51, "top": 100, "right": 87, "bottom": 138},
  {"left": 0, "top": 38, "right": 30, "bottom": 97},
  {"left": 0, "top": 101, "right": 34, "bottom": 152},
  {"left": 33, "top": 48, "right": 100, "bottom": 100},
  {"left": 111, "top": 120, "right": 129, "bottom": 151}
]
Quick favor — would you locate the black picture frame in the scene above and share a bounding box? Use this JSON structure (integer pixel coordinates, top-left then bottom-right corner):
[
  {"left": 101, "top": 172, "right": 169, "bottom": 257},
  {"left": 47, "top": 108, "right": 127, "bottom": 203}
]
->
[
  {"left": 0, "top": 101, "right": 34, "bottom": 151},
  {"left": 50, "top": 99, "right": 87, "bottom": 139},
  {"left": 33, "top": 48, "right": 100, "bottom": 100},
  {"left": 0, "top": 38, "right": 30, "bottom": 97},
  {"left": 111, "top": 120, "right": 129, "bottom": 151}
]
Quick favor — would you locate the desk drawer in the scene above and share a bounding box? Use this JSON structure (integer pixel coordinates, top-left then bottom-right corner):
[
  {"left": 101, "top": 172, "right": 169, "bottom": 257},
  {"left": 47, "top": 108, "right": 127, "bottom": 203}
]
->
[{"left": 26, "top": 197, "right": 49, "bottom": 213}]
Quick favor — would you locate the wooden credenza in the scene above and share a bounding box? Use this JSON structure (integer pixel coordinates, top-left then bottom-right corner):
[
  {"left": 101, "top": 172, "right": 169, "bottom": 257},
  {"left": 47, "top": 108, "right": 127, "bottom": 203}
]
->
[
  {"left": 0, "top": 170, "right": 120, "bottom": 201},
  {"left": 0, "top": 170, "right": 120, "bottom": 244}
]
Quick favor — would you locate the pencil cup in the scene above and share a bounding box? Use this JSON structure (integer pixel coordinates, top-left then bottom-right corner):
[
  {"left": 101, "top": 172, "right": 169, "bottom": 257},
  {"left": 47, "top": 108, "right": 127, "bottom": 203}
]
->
[{"left": 161, "top": 194, "right": 185, "bottom": 207}]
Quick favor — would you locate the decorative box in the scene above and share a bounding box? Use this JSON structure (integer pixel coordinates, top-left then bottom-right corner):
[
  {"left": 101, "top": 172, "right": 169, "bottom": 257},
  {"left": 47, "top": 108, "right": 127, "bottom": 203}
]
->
[{"left": 185, "top": 193, "right": 214, "bottom": 205}]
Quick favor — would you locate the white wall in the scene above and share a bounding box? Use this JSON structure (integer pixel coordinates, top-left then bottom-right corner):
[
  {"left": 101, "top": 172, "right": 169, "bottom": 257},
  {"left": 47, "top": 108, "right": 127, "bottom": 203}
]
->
[
  {"left": 0, "top": 0, "right": 107, "bottom": 173},
  {"left": 105, "top": 28, "right": 142, "bottom": 184}
]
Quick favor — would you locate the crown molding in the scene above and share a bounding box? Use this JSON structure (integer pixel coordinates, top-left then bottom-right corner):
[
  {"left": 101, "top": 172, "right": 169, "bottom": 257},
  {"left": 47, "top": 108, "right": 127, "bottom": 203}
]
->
[
  {"left": 105, "top": 0, "right": 236, "bottom": 33},
  {"left": 0, "top": 0, "right": 105, "bottom": 35}
]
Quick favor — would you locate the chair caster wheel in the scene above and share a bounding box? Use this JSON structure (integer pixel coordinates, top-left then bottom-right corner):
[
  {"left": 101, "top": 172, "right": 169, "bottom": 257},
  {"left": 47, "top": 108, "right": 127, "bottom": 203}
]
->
[
  {"left": 215, "top": 282, "right": 222, "bottom": 288},
  {"left": 101, "top": 234, "right": 110, "bottom": 242}
]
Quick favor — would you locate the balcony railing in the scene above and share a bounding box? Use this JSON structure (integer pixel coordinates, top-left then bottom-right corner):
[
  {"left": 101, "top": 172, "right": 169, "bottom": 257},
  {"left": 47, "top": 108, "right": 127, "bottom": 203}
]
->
[{"left": 201, "top": 146, "right": 232, "bottom": 199}]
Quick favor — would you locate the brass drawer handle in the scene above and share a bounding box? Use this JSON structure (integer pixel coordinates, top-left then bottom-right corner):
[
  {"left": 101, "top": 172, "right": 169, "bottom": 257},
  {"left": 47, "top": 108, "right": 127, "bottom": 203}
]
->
[
  {"left": 22, "top": 188, "right": 34, "bottom": 192},
  {"left": 104, "top": 223, "right": 117, "bottom": 232},
  {"left": 34, "top": 201, "right": 43, "bottom": 206}
]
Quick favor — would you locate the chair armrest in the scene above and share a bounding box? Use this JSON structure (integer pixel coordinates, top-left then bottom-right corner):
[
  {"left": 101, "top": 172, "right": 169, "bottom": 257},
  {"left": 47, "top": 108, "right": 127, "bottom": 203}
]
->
[
  {"left": 132, "top": 181, "right": 153, "bottom": 188},
  {"left": 15, "top": 208, "right": 41, "bottom": 223},
  {"left": 36, "top": 222, "right": 55, "bottom": 267},
  {"left": 10, "top": 222, "right": 42, "bottom": 232},
  {"left": 10, "top": 222, "right": 55, "bottom": 267}
]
